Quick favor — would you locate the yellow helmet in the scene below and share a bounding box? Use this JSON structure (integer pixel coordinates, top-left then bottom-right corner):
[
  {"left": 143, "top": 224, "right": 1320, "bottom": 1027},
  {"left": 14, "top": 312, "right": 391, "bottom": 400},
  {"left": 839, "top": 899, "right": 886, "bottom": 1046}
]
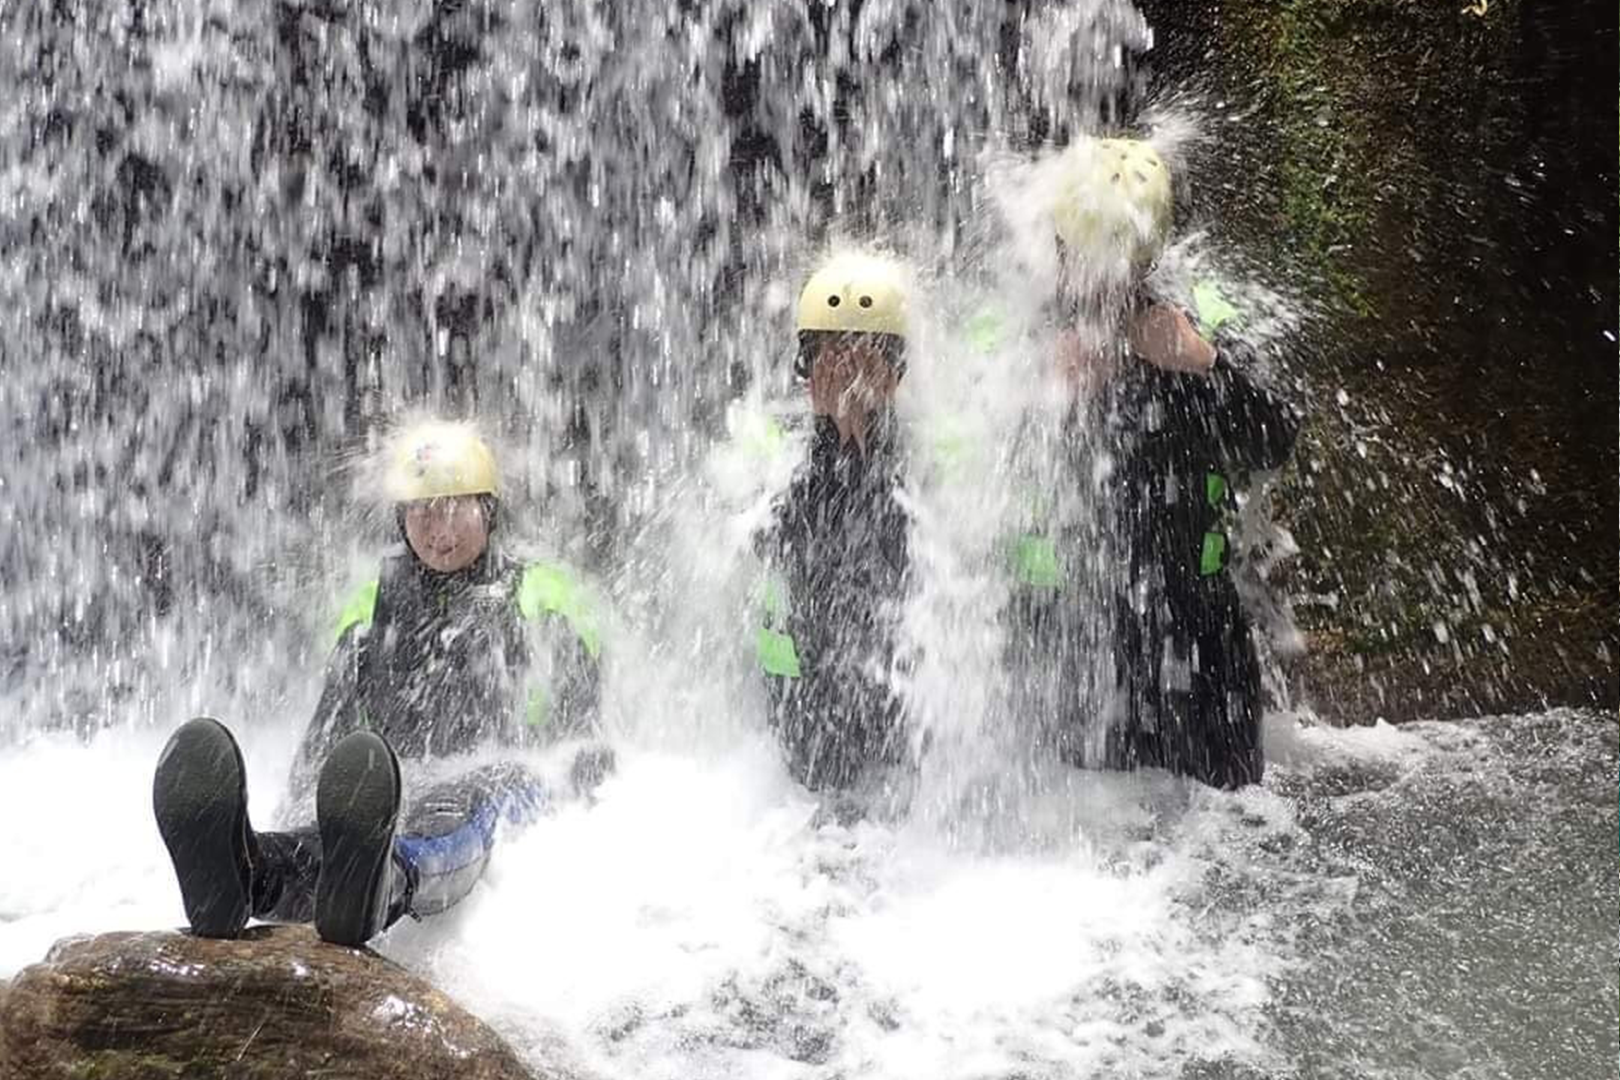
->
[
  {"left": 383, "top": 420, "right": 499, "bottom": 502},
  {"left": 795, "top": 251, "right": 910, "bottom": 338},
  {"left": 1051, "top": 137, "right": 1173, "bottom": 267}
]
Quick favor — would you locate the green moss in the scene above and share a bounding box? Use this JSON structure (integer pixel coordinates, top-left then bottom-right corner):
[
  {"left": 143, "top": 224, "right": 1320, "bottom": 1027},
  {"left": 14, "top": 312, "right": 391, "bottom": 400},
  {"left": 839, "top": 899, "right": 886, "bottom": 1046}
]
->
[
  {"left": 1221, "top": 0, "right": 1517, "bottom": 318},
  {"left": 66, "top": 1052, "right": 186, "bottom": 1079},
  {"left": 1226, "top": 0, "right": 1381, "bottom": 315}
]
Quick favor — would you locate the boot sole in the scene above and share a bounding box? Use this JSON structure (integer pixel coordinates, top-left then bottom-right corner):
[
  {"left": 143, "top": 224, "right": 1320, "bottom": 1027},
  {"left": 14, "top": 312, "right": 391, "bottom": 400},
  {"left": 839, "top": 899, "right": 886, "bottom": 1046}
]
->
[
  {"left": 315, "top": 731, "right": 401, "bottom": 947},
  {"left": 152, "top": 717, "right": 253, "bottom": 938}
]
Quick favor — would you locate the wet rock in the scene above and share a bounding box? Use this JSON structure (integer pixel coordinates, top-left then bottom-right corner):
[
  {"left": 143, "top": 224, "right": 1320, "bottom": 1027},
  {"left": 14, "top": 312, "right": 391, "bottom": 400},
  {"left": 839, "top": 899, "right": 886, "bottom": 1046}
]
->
[{"left": 0, "top": 925, "right": 539, "bottom": 1080}]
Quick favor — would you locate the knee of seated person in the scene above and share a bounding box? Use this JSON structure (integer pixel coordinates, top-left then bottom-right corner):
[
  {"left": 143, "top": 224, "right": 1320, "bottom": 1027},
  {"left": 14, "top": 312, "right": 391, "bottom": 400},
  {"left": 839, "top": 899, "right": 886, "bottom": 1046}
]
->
[{"left": 570, "top": 744, "right": 617, "bottom": 799}]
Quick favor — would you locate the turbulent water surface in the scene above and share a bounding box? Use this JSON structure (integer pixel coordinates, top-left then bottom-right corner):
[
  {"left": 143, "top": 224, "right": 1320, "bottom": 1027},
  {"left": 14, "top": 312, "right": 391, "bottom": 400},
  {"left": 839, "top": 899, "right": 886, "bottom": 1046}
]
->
[
  {"left": 1, "top": 706, "right": 1612, "bottom": 1079},
  {"left": 1, "top": 2, "right": 1612, "bottom": 1079}
]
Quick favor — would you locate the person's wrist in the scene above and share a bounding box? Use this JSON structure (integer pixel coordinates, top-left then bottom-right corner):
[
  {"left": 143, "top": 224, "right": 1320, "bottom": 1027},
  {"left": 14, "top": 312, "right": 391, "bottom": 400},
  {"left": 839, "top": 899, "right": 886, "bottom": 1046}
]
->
[{"left": 1181, "top": 322, "right": 1218, "bottom": 374}]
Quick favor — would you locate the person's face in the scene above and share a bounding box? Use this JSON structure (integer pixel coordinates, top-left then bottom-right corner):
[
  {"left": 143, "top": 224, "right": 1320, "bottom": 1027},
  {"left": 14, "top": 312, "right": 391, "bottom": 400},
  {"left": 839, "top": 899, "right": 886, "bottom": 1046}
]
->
[
  {"left": 808, "top": 338, "right": 899, "bottom": 424},
  {"left": 403, "top": 495, "right": 490, "bottom": 573}
]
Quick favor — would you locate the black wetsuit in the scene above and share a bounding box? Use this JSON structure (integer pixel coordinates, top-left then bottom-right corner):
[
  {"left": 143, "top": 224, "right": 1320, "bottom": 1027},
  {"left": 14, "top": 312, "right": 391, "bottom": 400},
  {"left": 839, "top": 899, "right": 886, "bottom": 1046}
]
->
[
  {"left": 1013, "top": 350, "right": 1301, "bottom": 789},
  {"left": 296, "top": 547, "right": 599, "bottom": 770},
  {"left": 758, "top": 414, "right": 911, "bottom": 790},
  {"left": 252, "top": 547, "right": 600, "bottom": 925}
]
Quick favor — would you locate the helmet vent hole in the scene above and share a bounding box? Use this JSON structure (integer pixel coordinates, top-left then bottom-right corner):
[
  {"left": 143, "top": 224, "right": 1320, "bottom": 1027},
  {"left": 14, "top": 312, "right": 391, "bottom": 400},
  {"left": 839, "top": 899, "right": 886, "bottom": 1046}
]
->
[
  {"left": 1134, "top": 170, "right": 1149, "bottom": 184},
  {"left": 858, "top": 295, "right": 873, "bottom": 308},
  {"left": 826, "top": 295, "right": 841, "bottom": 307},
  {"left": 1111, "top": 173, "right": 1121, "bottom": 184}
]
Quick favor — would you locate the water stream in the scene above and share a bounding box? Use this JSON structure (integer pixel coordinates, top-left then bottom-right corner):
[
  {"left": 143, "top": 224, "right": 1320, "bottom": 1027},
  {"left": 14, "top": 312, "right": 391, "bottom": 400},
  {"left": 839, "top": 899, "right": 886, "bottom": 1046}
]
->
[
  {"left": 1, "top": 707, "right": 1611, "bottom": 1078},
  {"left": 1, "top": 2, "right": 1612, "bottom": 1078}
]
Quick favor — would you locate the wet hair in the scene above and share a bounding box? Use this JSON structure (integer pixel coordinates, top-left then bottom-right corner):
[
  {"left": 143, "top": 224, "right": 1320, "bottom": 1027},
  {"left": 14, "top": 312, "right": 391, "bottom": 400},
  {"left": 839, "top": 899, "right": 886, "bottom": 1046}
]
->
[{"left": 794, "top": 330, "right": 907, "bottom": 383}]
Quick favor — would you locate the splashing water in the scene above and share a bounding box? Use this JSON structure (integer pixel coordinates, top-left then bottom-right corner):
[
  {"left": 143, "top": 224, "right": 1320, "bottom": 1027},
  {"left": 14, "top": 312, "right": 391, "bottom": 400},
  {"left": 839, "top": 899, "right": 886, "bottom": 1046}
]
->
[
  {"left": 0, "top": 0, "right": 1159, "bottom": 738},
  {"left": 1, "top": 709, "right": 1611, "bottom": 1078},
  {"left": 0, "top": 1, "right": 1612, "bottom": 1078}
]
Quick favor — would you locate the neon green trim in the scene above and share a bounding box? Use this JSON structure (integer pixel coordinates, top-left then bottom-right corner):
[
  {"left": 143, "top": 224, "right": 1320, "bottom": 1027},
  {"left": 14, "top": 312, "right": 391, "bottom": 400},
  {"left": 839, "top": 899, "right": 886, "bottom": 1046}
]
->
[
  {"left": 928, "top": 427, "right": 975, "bottom": 478},
  {"left": 517, "top": 562, "right": 602, "bottom": 658},
  {"left": 757, "top": 572, "right": 799, "bottom": 676},
  {"left": 739, "top": 415, "right": 788, "bottom": 461},
  {"left": 333, "top": 579, "right": 379, "bottom": 643},
  {"left": 1205, "top": 471, "right": 1228, "bottom": 508},
  {"left": 1193, "top": 281, "right": 1240, "bottom": 336},
  {"left": 1011, "top": 534, "right": 1063, "bottom": 589},
  {"left": 761, "top": 574, "right": 790, "bottom": 622},
  {"left": 965, "top": 309, "right": 1008, "bottom": 354},
  {"left": 1199, "top": 531, "right": 1228, "bottom": 576},
  {"left": 525, "top": 687, "right": 550, "bottom": 728},
  {"left": 757, "top": 627, "right": 802, "bottom": 678}
]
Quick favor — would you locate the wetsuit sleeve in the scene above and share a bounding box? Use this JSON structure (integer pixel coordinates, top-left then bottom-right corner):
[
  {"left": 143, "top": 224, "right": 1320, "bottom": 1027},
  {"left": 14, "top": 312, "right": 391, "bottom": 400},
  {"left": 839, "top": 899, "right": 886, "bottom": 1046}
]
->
[
  {"left": 753, "top": 503, "right": 785, "bottom": 562},
  {"left": 1205, "top": 346, "right": 1303, "bottom": 472},
  {"left": 512, "top": 631, "right": 600, "bottom": 746},
  {"left": 1152, "top": 343, "right": 1302, "bottom": 475},
  {"left": 287, "top": 624, "right": 366, "bottom": 804},
  {"left": 544, "top": 635, "right": 601, "bottom": 739},
  {"left": 513, "top": 561, "right": 605, "bottom": 744}
]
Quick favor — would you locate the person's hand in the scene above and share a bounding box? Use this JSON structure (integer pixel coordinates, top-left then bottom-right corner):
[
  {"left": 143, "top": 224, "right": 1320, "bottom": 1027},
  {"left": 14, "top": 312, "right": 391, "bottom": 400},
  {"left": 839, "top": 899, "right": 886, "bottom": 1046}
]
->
[
  {"left": 1129, "top": 303, "right": 1217, "bottom": 374},
  {"left": 809, "top": 339, "right": 899, "bottom": 450}
]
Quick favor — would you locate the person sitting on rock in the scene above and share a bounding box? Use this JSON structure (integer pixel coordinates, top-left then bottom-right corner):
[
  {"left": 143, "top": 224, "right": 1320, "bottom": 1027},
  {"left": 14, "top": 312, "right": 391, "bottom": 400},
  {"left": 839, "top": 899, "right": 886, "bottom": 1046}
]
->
[
  {"left": 755, "top": 251, "right": 916, "bottom": 791},
  {"left": 1009, "top": 136, "right": 1302, "bottom": 789},
  {"left": 153, "top": 419, "right": 607, "bottom": 947}
]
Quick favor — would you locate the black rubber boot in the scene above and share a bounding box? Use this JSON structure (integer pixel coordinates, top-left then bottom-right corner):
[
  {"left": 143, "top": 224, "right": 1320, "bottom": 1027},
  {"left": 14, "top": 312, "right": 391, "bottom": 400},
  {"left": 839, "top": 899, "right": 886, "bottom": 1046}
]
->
[
  {"left": 152, "top": 717, "right": 255, "bottom": 939},
  {"left": 314, "top": 731, "right": 404, "bottom": 947}
]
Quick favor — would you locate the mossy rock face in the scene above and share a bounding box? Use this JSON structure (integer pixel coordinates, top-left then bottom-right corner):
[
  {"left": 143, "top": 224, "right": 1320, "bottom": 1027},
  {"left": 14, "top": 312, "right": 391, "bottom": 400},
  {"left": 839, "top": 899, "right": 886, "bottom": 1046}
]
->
[
  {"left": 1140, "top": 0, "right": 1615, "bottom": 719},
  {"left": 1171, "top": 0, "right": 1532, "bottom": 324},
  {"left": 0, "top": 926, "right": 543, "bottom": 1080}
]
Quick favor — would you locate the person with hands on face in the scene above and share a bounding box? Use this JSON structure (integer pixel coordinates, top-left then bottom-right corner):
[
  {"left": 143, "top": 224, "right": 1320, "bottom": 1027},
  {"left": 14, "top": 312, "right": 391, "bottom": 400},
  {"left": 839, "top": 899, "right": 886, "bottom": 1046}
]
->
[
  {"left": 1015, "top": 136, "right": 1302, "bottom": 790},
  {"left": 754, "top": 251, "right": 915, "bottom": 792}
]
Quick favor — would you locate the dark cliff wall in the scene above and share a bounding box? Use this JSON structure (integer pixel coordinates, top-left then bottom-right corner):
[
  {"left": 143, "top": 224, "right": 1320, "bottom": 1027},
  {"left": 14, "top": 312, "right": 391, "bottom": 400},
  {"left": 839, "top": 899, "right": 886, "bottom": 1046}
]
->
[{"left": 1140, "top": 0, "right": 1617, "bottom": 718}]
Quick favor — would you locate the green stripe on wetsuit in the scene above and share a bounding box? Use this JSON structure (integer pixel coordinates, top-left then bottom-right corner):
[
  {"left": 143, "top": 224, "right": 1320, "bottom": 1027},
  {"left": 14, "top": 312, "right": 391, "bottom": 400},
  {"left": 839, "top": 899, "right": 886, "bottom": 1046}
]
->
[
  {"left": 756, "top": 573, "right": 802, "bottom": 678},
  {"left": 333, "top": 579, "right": 380, "bottom": 643},
  {"left": 1200, "top": 471, "right": 1230, "bottom": 577},
  {"left": 1012, "top": 534, "right": 1063, "bottom": 589}
]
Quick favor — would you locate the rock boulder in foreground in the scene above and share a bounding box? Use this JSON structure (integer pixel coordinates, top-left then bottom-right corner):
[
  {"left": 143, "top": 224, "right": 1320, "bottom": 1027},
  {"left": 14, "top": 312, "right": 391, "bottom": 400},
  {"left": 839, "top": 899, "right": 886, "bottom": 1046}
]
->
[{"left": 0, "top": 925, "right": 537, "bottom": 1080}]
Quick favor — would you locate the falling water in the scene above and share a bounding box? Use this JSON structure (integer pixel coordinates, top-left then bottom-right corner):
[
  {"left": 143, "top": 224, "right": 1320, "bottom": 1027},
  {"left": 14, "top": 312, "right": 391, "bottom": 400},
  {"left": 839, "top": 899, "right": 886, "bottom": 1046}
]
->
[
  {"left": 0, "top": 0, "right": 1156, "bottom": 741},
  {"left": 0, "top": 2, "right": 1612, "bottom": 1078}
]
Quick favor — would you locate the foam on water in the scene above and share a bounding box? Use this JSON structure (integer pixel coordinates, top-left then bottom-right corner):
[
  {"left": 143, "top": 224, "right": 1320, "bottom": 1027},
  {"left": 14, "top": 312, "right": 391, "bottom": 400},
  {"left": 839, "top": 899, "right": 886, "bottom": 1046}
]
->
[
  {"left": 414, "top": 755, "right": 1290, "bottom": 1077},
  {"left": 2, "top": 707, "right": 1613, "bottom": 1078},
  {"left": 0, "top": 721, "right": 296, "bottom": 973}
]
